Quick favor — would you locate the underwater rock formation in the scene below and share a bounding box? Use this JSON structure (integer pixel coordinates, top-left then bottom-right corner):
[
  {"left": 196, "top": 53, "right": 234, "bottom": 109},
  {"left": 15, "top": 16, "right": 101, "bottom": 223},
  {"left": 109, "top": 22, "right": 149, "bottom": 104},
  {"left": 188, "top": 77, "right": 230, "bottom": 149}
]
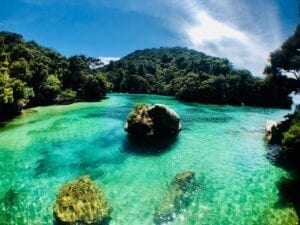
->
[
  {"left": 53, "top": 176, "right": 112, "bottom": 225},
  {"left": 153, "top": 171, "right": 198, "bottom": 224},
  {"left": 0, "top": 188, "right": 19, "bottom": 222},
  {"left": 0, "top": 189, "right": 18, "bottom": 207},
  {"left": 124, "top": 103, "right": 181, "bottom": 138}
]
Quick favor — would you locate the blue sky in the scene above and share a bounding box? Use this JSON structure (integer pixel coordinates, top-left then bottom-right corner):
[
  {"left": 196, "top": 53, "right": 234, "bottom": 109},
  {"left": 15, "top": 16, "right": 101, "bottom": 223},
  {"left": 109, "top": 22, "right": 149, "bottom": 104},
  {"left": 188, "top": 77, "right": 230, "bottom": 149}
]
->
[{"left": 0, "top": 0, "right": 299, "bottom": 75}]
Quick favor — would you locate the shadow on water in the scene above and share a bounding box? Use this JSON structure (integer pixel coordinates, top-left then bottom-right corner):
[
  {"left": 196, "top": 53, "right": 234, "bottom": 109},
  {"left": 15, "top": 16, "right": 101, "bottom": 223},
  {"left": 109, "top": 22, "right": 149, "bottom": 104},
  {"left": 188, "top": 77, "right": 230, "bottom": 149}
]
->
[
  {"left": 276, "top": 173, "right": 300, "bottom": 223},
  {"left": 34, "top": 149, "right": 110, "bottom": 179},
  {"left": 0, "top": 189, "right": 18, "bottom": 207},
  {"left": 35, "top": 157, "right": 107, "bottom": 180},
  {"left": 34, "top": 141, "right": 127, "bottom": 179},
  {"left": 53, "top": 217, "right": 111, "bottom": 225},
  {"left": 0, "top": 188, "right": 19, "bottom": 222},
  {"left": 265, "top": 144, "right": 282, "bottom": 166},
  {"left": 82, "top": 106, "right": 129, "bottom": 121},
  {"left": 275, "top": 175, "right": 300, "bottom": 209},
  {"left": 122, "top": 135, "right": 178, "bottom": 156},
  {"left": 266, "top": 143, "right": 300, "bottom": 223}
]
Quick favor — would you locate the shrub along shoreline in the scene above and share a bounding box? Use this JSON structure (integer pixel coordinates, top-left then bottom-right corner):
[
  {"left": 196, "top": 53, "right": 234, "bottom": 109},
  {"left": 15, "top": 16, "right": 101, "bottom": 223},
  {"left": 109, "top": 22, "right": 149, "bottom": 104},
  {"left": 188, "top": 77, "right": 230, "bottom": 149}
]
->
[{"left": 1, "top": 26, "right": 299, "bottom": 123}]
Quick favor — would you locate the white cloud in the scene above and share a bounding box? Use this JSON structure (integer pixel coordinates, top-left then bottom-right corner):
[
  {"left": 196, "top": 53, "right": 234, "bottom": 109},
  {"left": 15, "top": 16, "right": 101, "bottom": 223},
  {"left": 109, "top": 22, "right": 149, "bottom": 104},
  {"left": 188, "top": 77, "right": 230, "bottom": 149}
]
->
[
  {"left": 91, "top": 0, "right": 285, "bottom": 76},
  {"left": 89, "top": 57, "right": 120, "bottom": 69},
  {"left": 178, "top": 0, "right": 283, "bottom": 76},
  {"left": 13, "top": 0, "right": 290, "bottom": 75},
  {"left": 180, "top": 7, "right": 274, "bottom": 75},
  {"left": 22, "top": 0, "right": 285, "bottom": 75},
  {"left": 98, "top": 57, "right": 120, "bottom": 65}
]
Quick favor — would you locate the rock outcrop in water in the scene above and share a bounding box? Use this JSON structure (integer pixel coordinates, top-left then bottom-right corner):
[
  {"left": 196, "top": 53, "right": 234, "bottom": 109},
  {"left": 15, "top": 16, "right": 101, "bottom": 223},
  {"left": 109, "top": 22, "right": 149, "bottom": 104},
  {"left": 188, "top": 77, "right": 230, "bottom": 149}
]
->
[
  {"left": 53, "top": 176, "right": 112, "bottom": 225},
  {"left": 153, "top": 171, "right": 198, "bottom": 224},
  {"left": 265, "top": 120, "right": 278, "bottom": 142},
  {"left": 124, "top": 103, "right": 181, "bottom": 138}
]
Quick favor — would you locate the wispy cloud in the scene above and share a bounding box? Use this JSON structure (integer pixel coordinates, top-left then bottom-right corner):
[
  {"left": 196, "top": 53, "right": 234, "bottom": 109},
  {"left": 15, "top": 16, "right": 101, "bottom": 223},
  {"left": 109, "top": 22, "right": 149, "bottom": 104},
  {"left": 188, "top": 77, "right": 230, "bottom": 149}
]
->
[
  {"left": 19, "top": 0, "right": 289, "bottom": 75},
  {"left": 176, "top": 0, "right": 282, "bottom": 76},
  {"left": 89, "top": 57, "right": 120, "bottom": 69},
  {"left": 90, "top": 0, "right": 285, "bottom": 76},
  {"left": 98, "top": 56, "right": 120, "bottom": 65}
]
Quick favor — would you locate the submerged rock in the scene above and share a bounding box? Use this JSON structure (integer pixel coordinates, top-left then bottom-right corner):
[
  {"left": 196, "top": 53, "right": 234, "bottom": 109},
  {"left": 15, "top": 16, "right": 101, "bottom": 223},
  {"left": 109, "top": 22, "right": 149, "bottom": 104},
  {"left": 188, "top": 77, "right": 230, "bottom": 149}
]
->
[
  {"left": 0, "top": 189, "right": 18, "bottom": 207},
  {"left": 53, "top": 176, "right": 112, "bottom": 225},
  {"left": 0, "top": 188, "right": 20, "bottom": 223},
  {"left": 125, "top": 103, "right": 181, "bottom": 138},
  {"left": 153, "top": 171, "right": 198, "bottom": 224}
]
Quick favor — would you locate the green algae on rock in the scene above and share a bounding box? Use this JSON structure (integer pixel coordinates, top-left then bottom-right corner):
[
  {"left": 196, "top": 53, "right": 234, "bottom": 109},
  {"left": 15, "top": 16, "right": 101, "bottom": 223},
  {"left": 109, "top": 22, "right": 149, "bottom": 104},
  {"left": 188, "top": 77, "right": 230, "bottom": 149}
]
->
[
  {"left": 124, "top": 103, "right": 153, "bottom": 137},
  {"left": 53, "top": 176, "right": 112, "bottom": 225},
  {"left": 124, "top": 103, "right": 181, "bottom": 138},
  {"left": 255, "top": 206, "right": 299, "bottom": 225},
  {"left": 153, "top": 171, "right": 198, "bottom": 224}
]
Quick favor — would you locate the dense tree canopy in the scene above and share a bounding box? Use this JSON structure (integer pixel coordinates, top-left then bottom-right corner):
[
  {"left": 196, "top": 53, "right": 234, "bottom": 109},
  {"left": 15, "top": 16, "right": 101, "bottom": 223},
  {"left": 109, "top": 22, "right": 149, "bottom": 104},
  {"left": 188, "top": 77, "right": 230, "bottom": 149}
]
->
[
  {"left": 101, "top": 47, "right": 295, "bottom": 108},
  {"left": 265, "top": 25, "right": 300, "bottom": 80},
  {"left": 0, "top": 32, "right": 111, "bottom": 121},
  {"left": 1, "top": 29, "right": 300, "bottom": 121}
]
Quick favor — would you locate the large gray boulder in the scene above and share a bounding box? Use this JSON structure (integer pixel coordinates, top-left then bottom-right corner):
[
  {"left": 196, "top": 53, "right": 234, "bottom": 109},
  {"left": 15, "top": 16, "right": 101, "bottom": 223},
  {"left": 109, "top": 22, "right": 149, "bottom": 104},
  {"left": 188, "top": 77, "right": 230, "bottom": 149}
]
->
[{"left": 124, "top": 103, "right": 181, "bottom": 138}]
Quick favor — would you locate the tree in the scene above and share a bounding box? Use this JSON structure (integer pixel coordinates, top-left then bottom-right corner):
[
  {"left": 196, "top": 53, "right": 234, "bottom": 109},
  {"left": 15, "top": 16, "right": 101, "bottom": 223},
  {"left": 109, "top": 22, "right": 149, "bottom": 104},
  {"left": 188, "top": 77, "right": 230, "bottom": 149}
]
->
[
  {"left": 265, "top": 25, "right": 300, "bottom": 80},
  {"left": 0, "top": 53, "right": 13, "bottom": 104},
  {"left": 11, "top": 78, "right": 33, "bottom": 100},
  {"left": 120, "top": 74, "right": 150, "bottom": 93},
  {"left": 65, "top": 55, "right": 90, "bottom": 89},
  {"left": 0, "top": 32, "right": 110, "bottom": 121},
  {"left": 40, "top": 74, "right": 62, "bottom": 102},
  {"left": 172, "top": 72, "right": 202, "bottom": 100},
  {"left": 137, "top": 64, "right": 146, "bottom": 76},
  {"left": 79, "top": 72, "right": 111, "bottom": 100},
  {"left": 9, "top": 58, "right": 32, "bottom": 81},
  {"left": 101, "top": 46, "right": 294, "bottom": 108}
]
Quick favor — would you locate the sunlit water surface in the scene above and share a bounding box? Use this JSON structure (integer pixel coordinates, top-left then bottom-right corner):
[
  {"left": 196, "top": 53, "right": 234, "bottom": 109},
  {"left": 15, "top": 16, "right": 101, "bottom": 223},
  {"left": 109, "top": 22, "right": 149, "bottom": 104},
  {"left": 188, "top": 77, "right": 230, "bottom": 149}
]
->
[{"left": 0, "top": 93, "right": 298, "bottom": 225}]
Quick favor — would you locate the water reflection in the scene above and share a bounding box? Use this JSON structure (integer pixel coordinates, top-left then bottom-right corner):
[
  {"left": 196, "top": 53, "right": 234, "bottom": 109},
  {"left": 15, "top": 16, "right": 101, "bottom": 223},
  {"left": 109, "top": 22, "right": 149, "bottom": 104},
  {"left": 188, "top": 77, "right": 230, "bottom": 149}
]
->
[{"left": 122, "top": 135, "right": 178, "bottom": 156}]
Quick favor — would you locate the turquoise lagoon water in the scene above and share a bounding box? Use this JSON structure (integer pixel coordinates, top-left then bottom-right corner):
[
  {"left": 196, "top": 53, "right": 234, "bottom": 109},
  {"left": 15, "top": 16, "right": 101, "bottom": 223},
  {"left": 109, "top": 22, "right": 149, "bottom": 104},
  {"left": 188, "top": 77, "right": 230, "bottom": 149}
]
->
[{"left": 0, "top": 93, "right": 298, "bottom": 225}]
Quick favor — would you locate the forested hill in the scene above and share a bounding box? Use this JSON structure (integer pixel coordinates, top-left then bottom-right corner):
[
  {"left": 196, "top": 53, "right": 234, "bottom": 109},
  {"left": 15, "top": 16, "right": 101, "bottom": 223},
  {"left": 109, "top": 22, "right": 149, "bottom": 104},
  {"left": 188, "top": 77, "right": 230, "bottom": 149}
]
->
[
  {"left": 1, "top": 28, "right": 299, "bottom": 121},
  {"left": 102, "top": 47, "right": 297, "bottom": 108},
  {"left": 0, "top": 32, "right": 111, "bottom": 121}
]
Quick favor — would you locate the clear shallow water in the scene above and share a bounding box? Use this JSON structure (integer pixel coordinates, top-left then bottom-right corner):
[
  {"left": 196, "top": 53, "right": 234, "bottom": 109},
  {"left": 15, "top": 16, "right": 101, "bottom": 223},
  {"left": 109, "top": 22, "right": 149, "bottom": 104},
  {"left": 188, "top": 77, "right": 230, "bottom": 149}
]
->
[{"left": 0, "top": 93, "right": 298, "bottom": 225}]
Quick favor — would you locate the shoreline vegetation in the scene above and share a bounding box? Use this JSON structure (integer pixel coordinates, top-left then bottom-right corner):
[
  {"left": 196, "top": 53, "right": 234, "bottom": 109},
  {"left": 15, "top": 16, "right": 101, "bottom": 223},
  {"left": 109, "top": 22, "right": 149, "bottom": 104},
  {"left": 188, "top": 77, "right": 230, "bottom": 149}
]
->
[
  {"left": 0, "top": 31, "right": 112, "bottom": 122},
  {"left": 266, "top": 107, "right": 300, "bottom": 220},
  {"left": 1, "top": 26, "right": 300, "bottom": 122}
]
